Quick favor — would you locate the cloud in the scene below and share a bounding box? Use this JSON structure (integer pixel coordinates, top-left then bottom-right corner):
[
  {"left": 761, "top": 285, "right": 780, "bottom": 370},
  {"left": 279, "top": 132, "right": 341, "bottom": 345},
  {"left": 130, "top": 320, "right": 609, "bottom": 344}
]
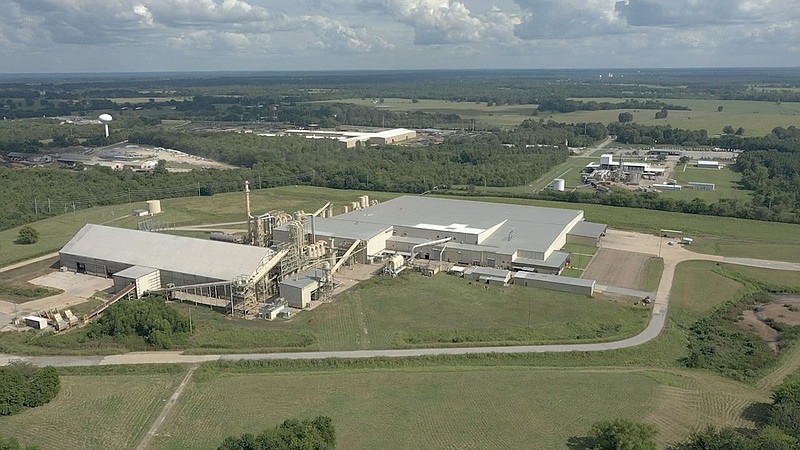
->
[
  {"left": 302, "top": 16, "right": 395, "bottom": 52},
  {"left": 369, "top": 0, "right": 520, "bottom": 45},
  {"left": 513, "top": 0, "right": 623, "bottom": 40},
  {"left": 614, "top": 0, "right": 777, "bottom": 27}
]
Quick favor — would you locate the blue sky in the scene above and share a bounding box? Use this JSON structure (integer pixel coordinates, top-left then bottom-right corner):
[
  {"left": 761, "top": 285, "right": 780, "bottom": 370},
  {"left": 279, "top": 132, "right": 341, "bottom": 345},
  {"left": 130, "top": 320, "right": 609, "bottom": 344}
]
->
[{"left": 1, "top": 0, "right": 797, "bottom": 73}]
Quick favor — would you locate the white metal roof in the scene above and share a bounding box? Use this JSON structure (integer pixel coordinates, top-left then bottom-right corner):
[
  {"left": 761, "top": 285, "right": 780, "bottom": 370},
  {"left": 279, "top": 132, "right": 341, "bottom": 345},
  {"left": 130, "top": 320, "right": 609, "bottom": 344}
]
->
[{"left": 61, "top": 224, "right": 274, "bottom": 281}]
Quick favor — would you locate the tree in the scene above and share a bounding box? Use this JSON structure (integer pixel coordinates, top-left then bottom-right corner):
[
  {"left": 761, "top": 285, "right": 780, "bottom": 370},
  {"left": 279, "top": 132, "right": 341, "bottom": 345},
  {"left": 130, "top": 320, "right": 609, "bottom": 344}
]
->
[
  {"left": 655, "top": 108, "right": 669, "bottom": 119},
  {"left": 618, "top": 112, "right": 634, "bottom": 123},
  {"left": 723, "top": 125, "right": 735, "bottom": 135},
  {"left": 218, "top": 416, "right": 335, "bottom": 450},
  {"left": 736, "top": 127, "right": 745, "bottom": 136},
  {"left": 669, "top": 426, "right": 751, "bottom": 450},
  {"left": 589, "top": 419, "right": 657, "bottom": 450},
  {"left": 768, "top": 379, "right": 800, "bottom": 439},
  {"left": 15, "top": 226, "right": 39, "bottom": 245},
  {"left": 718, "top": 105, "right": 724, "bottom": 112}
]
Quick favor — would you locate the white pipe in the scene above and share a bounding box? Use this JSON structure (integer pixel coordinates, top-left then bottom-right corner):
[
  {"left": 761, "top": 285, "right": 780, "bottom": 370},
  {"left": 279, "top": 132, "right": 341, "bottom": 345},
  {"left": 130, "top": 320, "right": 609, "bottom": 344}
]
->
[{"left": 410, "top": 237, "right": 453, "bottom": 265}]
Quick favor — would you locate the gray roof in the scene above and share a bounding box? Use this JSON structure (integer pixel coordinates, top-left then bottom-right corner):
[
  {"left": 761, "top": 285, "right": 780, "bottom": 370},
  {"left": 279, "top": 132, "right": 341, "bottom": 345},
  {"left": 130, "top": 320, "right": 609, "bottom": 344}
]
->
[
  {"left": 514, "top": 251, "right": 570, "bottom": 269},
  {"left": 464, "top": 266, "right": 511, "bottom": 278},
  {"left": 61, "top": 224, "right": 274, "bottom": 281},
  {"left": 568, "top": 221, "right": 607, "bottom": 239},
  {"left": 338, "top": 196, "right": 582, "bottom": 230},
  {"left": 513, "top": 271, "right": 596, "bottom": 288},
  {"left": 114, "top": 265, "right": 158, "bottom": 279},
  {"left": 302, "top": 217, "right": 391, "bottom": 241},
  {"left": 280, "top": 268, "right": 324, "bottom": 289}
]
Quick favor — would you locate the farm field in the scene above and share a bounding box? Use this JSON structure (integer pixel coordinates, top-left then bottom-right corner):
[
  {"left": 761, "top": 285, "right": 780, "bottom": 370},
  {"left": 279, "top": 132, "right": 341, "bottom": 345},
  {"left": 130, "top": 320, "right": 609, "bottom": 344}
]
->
[
  {"left": 0, "top": 373, "right": 182, "bottom": 450},
  {"left": 561, "top": 98, "right": 800, "bottom": 136}
]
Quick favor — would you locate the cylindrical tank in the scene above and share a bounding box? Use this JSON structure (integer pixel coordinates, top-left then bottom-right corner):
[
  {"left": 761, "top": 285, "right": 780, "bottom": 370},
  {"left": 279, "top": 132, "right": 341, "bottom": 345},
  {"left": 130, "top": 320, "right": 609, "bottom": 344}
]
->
[
  {"left": 360, "top": 195, "right": 369, "bottom": 209},
  {"left": 343, "top": 206, "right": 349, "bottom": 214},
  {"left": 146, "top": 199, "right": 162, "bottom": 215},
  {"left": 387, "top": 254, "right": 404, "bottom": 272},
  {"left": 554, "top": 179, "right": 566, "bottom": 191}
]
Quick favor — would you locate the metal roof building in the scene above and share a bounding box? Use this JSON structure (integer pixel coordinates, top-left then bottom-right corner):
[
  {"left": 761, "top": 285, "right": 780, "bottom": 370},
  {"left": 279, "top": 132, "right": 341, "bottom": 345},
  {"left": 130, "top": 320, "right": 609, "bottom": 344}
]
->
[
  {"left": 282, "top": 196, "right": 606, "bottom": 273},
  {"left": 60, "top": 224, "right": 275, "bottom": 289}
]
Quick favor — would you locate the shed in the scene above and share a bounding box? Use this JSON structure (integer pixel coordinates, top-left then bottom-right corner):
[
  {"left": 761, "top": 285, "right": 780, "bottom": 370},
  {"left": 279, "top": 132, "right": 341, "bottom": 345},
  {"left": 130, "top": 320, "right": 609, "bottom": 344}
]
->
[
  {"left": 697, "top": 160, "right": 721, "bottom": 169},
  {"left": 279, "top": 269, "right": 324, "bottom": 309},
  {"left": 464, "top": 266, "right": 511, "bottom": 283},
  {"left": 513, "top": 271, "right": 595, "bottom": 296},
  {"left": 112, "top": 265, "right": 161, "bottom": 298}
]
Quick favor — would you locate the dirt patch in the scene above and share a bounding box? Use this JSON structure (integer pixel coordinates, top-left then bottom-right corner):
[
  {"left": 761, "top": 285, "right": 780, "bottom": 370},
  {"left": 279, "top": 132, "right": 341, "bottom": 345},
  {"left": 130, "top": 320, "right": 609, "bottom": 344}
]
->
[
  {"left": 582, "top": 248, "right": 652, "bottom": 290},
  {"left": 737, "top": 310, "right": 779, "bottom": 350},
  {"left": 761, "top": 303, "right": 800, "bottom": 326}
]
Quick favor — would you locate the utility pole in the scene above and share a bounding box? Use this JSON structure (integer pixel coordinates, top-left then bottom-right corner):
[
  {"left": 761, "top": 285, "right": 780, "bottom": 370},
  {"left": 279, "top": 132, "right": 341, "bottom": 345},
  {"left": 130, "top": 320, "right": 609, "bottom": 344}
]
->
[
  {"left": 48, "top": 198, "right": 51, "bottom": 213},
  {"left": 34, "top": 198, "right": 38, "bottom": 215},
  {"left": 197, "top": 182, "right": 201, "bottom": 197}
]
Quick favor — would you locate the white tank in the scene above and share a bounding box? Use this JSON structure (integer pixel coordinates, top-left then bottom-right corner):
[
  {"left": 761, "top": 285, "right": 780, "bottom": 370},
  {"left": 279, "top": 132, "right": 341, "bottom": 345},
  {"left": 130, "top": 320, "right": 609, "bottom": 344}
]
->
[
  {"left": 343, "top": 206, "right": 349, "bottom": 214},
  {"left": 360, "top": 195, "right": 369, "bottom": 209},
  {"left": 146, "top": 199, "right": 162, "bottom": 215},
  {"left": 554, "top": 179, "right": 566, "bottom": 191},
  {"left": 387, "top": 254, "right": 405, "bottom": 272}
]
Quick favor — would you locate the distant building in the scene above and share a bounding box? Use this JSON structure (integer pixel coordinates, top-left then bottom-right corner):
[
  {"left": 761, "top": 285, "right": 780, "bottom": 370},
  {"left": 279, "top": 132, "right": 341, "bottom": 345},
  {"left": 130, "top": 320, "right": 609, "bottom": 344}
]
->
[
  {"left": 6, "top": 152, "right": 52, "bottom": 165},
  {"left": 696, "top": 160, "right": 722, "bottom": 169}
]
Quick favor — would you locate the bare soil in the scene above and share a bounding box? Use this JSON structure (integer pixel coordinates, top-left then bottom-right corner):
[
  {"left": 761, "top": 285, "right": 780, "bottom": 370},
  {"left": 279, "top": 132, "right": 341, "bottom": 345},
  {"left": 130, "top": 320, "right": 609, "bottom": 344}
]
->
[
  {"left": 737, "top": 310, "right": 779, "bottom": 350},
  {"left": 583, "top": 248, "right": 652, "bottom": 290},
  {"left": 761, "top": 302, "right": 800, "bottom": 326}
]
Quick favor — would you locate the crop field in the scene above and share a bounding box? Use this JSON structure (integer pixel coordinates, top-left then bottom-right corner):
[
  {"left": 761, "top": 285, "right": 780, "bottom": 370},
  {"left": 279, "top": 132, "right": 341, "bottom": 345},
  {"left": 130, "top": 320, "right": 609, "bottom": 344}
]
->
[
  {"left": 0, "top": 374, "right": 182, "bottom": 450},
  {"left": 660, "top": 166, "right": 751, "bottom": 203},
  {"left": 562, "top": 98, "right": 800, "bottom": 136}
]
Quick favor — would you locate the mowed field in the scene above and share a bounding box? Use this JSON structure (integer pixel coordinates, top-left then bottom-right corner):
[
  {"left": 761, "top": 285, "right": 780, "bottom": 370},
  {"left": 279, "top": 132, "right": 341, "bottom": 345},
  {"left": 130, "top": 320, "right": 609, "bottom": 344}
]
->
[
  {"left": 146, "top": 366, "right": 772, "bottom": 450},
  {"left": 0, "top": 373, "right": 183, "bottom": 450},
  {"left": 177, "top": 272, "right": 650, "bottom": 354},
  {"left": 660, "top": 165, "right": 751, "bottom": 203}
]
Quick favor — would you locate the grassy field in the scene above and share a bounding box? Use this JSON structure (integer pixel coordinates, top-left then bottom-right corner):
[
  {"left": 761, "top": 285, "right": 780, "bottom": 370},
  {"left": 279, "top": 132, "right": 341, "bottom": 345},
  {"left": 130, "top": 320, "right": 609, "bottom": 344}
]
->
[
  {"left": 668, "top": 261, "right": 744, "bottom": 327},
  {"left": 0, "top": 257, "right": 62, "bottom": 303},
  {"left": 154, "top": 369, "right": 658, "bottom": 449},
  {"left": 720, "top": 264, "right": 800, "bottom": 290},
  {"left": 0, "top": 373, "right": 182, "bottom": 450},
  {"left": 661, "top": 166, "right": 751, "bottom": 203},
  {"left": 639, "top": 257, "right": 664, "bottom": 292},
  {"left": 317, "top": 97, "right": 800, "bottom": 135},
  {"left": 561, "top": 98, "right": 800, "bottom": 136},
  {"left": 313, "top": 97, "right": 538, "bottom": 127}
]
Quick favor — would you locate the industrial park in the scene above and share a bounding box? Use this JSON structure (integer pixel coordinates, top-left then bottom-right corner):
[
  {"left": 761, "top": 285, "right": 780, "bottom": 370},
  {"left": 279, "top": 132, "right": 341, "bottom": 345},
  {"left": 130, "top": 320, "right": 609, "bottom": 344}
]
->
[{"left": 28, "top": 185, "right": 609, "bottom": 331}]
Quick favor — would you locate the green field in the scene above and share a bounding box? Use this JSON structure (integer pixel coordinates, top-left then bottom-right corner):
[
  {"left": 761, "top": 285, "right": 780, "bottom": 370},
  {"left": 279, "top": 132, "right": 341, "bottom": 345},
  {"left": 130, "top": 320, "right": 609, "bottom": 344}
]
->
[
  {"left": 669, "top": 261, "right": 744, "bottom": 326},
  {"left": 562, "top": 98, "right": 800, "bottom": 136},
  {"left": 316, "top": 97, "right": 800, "bottom": 135},
  {"left": 661, "top": 166, "right": 750, "bottom": 203},
  {"left": 0, "top": 373, "right": 182, "bottom": 450},
  {"left": 639, "top": 257, "right": 664, "bottom": 293},
  {"left": 313, "top": 97, "right": 538, "bottom": 127}
]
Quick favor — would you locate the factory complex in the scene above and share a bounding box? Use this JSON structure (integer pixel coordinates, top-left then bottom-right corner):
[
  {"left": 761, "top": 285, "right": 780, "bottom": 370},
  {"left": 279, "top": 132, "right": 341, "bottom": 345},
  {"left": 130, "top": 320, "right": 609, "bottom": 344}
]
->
[{"left": 57, "top": 193, "right": 607, "bottom": 320}]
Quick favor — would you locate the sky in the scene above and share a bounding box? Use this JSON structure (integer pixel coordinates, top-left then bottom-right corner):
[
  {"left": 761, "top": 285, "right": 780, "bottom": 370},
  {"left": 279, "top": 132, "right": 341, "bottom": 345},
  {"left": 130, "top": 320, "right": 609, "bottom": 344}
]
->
[{"left": 0, "top": 0, "right": 797, "bottom": 73}]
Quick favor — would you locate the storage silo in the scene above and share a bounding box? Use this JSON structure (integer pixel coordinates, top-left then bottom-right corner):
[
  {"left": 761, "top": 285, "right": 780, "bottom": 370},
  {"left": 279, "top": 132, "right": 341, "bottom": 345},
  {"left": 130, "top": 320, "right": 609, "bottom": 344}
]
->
[
  {"left": 146, "top": 199, "right": 162, "bottom": 215},
  {"left": 554, "top": 179, "right": 566, "bottom": 191}
]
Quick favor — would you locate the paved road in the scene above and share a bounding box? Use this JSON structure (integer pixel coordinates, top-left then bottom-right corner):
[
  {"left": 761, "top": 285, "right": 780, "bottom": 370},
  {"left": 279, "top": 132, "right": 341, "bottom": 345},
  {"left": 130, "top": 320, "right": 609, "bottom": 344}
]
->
[
  {"left": 2, "top": 230, "right": 798, "bottom": 367},
  {"left": 0, "top": 252, "right": 59, "bottom": 274}
]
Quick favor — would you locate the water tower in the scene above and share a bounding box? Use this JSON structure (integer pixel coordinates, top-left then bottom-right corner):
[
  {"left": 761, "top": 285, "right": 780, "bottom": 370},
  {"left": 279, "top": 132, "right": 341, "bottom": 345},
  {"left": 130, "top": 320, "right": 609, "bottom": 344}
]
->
[{"left": 98, "top": 114, "right": 113, "bottom": 138}]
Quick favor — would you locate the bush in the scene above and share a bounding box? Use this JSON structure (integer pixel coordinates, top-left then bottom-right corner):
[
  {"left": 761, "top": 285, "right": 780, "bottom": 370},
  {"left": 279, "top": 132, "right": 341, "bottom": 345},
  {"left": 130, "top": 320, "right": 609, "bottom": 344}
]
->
[
  {"left": 0, "top": 436, "right": 40, "bottom": 450},
  {"left": 87, "top": 296, "right": 189, "bottom": 349},
  {"left": 15, "top": 226, "right": 39, "bottom": 245},
  {"left": 218, "top": 416, "right": 335, "bottom": 450},
  {"left": 590, "top": 419, "right": 657, "bottom": 450},
  {"left": 0, "top": 363, "right": 60, "bottom": 416}
]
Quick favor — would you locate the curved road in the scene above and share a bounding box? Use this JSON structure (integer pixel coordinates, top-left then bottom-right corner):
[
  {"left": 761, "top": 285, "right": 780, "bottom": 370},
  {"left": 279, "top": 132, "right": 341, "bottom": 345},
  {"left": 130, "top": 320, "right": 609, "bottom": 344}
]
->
[{"left": 2, "top": 230, "right": 799, "bottom": 367}]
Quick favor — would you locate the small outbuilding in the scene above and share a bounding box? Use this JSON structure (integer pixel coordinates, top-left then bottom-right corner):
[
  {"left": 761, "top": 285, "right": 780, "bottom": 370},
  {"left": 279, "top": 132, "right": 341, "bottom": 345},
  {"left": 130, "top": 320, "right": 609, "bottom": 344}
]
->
[
  {"left": 23, "top": 316, "right": 48, "bottom": 329},
  {"left": 513, "top": 271, "right": 595, "bottom": 296},
  {"left": 464, "top": 267, "right": 511, "bottom": 284},
  {"left": 696, "top": 160, "right": 722, "bottom": 169},
  {"left": 112, "top": 265, "right": 161, "bottom": 298}
]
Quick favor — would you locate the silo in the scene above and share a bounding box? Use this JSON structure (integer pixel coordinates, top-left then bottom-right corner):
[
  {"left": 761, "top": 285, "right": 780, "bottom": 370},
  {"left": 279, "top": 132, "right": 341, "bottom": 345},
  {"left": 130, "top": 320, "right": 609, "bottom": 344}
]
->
[
  {"left": 360, "top": 195, "right": 369, "bottom": 209},
  {"left": 343, "top": 206, "right": 349, "bottom": 214},
  {"left": 554, "top": 179, "right": 566, "bottom": 191},
  {"left": 146, "top": 200, "right": 162, "bottom": 215}
]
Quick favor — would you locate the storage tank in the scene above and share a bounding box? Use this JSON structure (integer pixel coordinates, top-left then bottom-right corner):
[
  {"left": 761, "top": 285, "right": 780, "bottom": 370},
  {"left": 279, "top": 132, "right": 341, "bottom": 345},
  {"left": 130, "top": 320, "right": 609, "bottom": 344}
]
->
[
  {"left": 386, "top": 254, "right": 405, "bottom": 273},
  {"left": 553, "top": 179, "right": 566, "bottom": 191},
  {"left": 146, "top": 199, "right": 162, "bottom": 215},
  {"left": 360, "top": 195, "right": 369, "bottom": 209},
  {"left": 343, "top": 206, "right": 349, "bottom": 214}
]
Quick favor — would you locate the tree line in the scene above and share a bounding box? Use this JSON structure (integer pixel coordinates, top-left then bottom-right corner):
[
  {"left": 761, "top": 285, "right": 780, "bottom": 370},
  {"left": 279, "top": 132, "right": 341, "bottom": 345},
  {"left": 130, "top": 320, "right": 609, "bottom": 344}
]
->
[
  {"left": 537, "top": 98, "right": 690, "bottom": 113},
  {"left": 219, "top": 416, "right": 335, "bottom": 450}
]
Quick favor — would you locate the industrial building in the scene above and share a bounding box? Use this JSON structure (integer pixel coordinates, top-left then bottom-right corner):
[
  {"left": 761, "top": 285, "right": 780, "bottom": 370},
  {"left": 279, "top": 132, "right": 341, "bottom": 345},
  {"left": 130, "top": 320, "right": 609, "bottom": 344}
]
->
[
  {"left": 696, "top": 160, "right": 722, "bottom": 169},
  {"left": 59, "top": 224, "right": 284, "bottom": 314},
  {"left": 58, "top": 192, "right": 607, "bottom": 318},
  {"left": 513, "top": 271, "right": 596, "bottom": 296},
  {"left": 584, "top": 154, "right": 667, "bottom": 178},
  {"left": 274, "top": 128, "right": 416, "bottom": 148},
  {"left": 274, "top": 196, "right": 606, "bottom": 275}
]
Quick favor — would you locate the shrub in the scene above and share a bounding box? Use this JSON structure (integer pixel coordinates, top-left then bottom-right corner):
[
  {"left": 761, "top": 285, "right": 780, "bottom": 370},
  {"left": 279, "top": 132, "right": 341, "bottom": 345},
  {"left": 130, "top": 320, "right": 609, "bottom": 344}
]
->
[
  {"left": 15, "top": 226, "right": 39, "bottom": 245},
  {"left": 87, "top": 296, "right": 189, "bottom": 349},
  {"left": 0, "top": 363, "right": 60, "bottom": 416}
]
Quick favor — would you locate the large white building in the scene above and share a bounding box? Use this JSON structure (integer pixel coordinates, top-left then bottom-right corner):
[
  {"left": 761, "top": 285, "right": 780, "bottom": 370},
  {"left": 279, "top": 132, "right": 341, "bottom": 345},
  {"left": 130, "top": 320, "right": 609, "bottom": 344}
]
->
[{"left": 273, "top": 196, "right": 606, "bottom": 274}]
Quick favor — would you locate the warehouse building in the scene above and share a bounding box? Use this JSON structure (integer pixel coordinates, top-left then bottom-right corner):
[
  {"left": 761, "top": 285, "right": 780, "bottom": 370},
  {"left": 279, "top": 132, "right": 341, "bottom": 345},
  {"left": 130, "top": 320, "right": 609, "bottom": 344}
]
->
[
  {"left": 59, "top": 224, "right": 277, "bottom": 298},
  {"left": 275, "top": 196, "right": 606, "bottom": 275},
  {"left": 513, "top": 271, "right": 596, "bottom": 296}
]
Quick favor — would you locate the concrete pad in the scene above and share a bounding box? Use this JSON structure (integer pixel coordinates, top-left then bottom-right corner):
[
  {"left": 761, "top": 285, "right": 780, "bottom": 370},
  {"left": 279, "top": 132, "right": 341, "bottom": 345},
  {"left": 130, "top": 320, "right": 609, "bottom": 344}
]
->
[{"left": 30, "top": 271, "right": 114, "bottom": 298}]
